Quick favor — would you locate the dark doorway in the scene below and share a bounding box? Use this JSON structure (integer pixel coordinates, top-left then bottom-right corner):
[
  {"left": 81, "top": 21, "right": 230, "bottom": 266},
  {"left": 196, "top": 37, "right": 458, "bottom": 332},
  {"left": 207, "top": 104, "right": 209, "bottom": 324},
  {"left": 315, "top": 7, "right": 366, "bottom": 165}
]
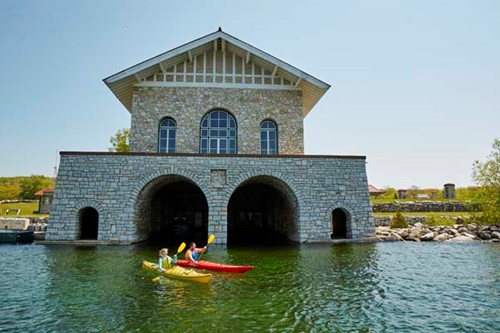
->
[
  {"left": 79, "top": 207, "right": 98, "bottom": 240},
  {"left": 148, "top": 180, "right": 208, "bottom": 245},
  {"left": 228, "top": 177, "right": 297, "bottom": 246},
  {"left": 331, "top": 208, "right": 348, "bottom": 239}
]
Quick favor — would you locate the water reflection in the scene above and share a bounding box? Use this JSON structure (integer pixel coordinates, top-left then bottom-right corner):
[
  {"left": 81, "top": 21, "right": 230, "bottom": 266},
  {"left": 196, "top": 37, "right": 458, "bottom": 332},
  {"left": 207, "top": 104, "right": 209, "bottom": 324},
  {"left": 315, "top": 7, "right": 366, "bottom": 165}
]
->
[{"left": 1, "top": 242, "right": 499, "bottom": 332}]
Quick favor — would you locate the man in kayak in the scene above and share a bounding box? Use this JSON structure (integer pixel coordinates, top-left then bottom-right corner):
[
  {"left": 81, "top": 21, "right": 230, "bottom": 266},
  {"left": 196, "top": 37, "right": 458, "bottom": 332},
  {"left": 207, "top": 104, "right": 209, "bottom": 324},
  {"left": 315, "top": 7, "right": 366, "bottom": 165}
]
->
[
  {"left": 185, "top": 242, "right": 206, "bottom": 264},
  {"left": 158, "top": 248, "right": 177, "bottom": 272}
]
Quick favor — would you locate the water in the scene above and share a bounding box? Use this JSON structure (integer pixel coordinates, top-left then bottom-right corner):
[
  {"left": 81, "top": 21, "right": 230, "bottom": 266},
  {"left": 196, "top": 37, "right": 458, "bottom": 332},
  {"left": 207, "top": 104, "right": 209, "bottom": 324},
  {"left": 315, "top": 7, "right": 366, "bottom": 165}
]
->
[{"left": 0, "top": 242, "right": 498, "bottom": 332}]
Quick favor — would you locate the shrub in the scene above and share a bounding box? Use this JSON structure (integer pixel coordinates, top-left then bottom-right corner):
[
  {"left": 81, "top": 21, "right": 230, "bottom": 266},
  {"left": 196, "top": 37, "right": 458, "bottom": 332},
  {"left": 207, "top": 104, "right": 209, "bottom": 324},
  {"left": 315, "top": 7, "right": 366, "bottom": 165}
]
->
[{"left": 390, "top": 211, "right": 408, "bottom": 228}]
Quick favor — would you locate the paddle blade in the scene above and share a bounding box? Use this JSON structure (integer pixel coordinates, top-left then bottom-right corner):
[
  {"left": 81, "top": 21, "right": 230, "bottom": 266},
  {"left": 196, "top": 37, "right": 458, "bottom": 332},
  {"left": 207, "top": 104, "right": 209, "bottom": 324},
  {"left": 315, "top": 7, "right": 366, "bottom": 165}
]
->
[
  {"left": 152, "top": 277, "right": 160, "bottom": 283},
  {"left": 177, "top": 242, "right": 186, "bottom": 254},
  {"left": 207, "top": 234, "right": 215, "bottom": 245}
]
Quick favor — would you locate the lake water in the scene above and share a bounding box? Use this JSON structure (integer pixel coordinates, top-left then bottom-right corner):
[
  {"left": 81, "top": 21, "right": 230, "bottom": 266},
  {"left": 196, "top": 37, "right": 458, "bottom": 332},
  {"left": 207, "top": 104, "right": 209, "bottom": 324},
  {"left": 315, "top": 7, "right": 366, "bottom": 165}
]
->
[{"left": 1, "top": 242, "right": 499, "bottom": 332}]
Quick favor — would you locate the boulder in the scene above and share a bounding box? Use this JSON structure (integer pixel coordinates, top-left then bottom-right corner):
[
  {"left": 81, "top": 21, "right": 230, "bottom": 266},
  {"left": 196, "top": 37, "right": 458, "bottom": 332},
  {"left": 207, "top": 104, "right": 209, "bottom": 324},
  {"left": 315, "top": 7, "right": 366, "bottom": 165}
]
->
[
  {"left": 447, "top": 235, "right": 475, "bottom": 242},
  {"left": 491, "top": 231, "right": 500, "bottom": 239},
  {"left": 420, "top": 232, "right": 435, "bottom": 241},
  {"left": 434, "top": 233, "right": 450, "bottom": 241},
  {"left": 478, "top": 231, "right": 492, "bottom": 240}
]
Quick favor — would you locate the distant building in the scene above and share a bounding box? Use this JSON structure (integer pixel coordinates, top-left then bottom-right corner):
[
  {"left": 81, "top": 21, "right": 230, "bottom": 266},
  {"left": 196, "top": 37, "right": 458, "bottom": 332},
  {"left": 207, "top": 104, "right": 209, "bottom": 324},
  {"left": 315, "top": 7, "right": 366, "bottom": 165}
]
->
[
  {"left": 35, "top": 189, "right": 54, "bottom": 214},
  {"left": 397, "top": 189, "right": 408, "bottom": 199},
  {"left": 368, "top": 185, "right": 385, "bottom": 198},
  {"left": 443, "top": 183, "right": 456, "bottom": 199}
]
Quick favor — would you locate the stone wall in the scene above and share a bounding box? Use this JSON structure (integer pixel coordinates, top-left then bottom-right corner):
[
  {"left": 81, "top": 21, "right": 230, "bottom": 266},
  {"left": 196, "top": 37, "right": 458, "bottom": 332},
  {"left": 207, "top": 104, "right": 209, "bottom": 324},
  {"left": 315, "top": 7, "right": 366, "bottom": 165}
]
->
[
  {"left": 130, "top": 87, "right": 304, "bottom": 155},
  {"left": 372, "top": 201, "right": 471, "bottom": 213},
  {"left": 374, "top": 216, "right": 467, "bottom": 227},
  {"left": 46, "top": 152, "right": 374, "bottom": 245}
]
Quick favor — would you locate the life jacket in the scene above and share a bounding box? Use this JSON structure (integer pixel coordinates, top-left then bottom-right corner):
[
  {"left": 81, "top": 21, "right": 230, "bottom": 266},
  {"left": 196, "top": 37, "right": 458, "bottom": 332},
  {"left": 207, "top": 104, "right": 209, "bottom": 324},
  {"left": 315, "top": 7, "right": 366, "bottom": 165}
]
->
[{"left": 192, "top": 250, "right": 199, "bottom": 261}]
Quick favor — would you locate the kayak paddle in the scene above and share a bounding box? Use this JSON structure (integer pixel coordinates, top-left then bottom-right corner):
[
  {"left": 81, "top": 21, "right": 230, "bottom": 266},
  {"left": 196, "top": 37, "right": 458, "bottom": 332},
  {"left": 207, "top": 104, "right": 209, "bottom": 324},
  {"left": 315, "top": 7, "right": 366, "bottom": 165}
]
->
[
  {"left": 175, "top": 242, "right": 186, "bottom": 256},
  {"left": 197, "top": 234, "right": 215, "bottom": 262}
]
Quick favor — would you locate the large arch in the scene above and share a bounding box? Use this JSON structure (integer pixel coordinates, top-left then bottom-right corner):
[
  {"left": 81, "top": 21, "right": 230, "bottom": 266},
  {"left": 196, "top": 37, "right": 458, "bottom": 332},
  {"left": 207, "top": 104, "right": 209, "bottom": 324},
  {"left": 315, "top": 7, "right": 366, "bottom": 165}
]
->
[
  {"left": 134, "top": 174, "right": 209, "bottom": 245},
  {"left": 227, "top": 175, "right": 299, "bottom": 246}
]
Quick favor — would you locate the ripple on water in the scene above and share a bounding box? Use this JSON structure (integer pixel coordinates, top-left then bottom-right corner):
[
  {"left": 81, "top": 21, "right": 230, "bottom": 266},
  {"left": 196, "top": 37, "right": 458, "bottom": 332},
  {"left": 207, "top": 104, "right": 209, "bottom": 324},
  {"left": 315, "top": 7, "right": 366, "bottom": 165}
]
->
[{"left": 0, "top": 242, "right": 499, "bottom": 332}]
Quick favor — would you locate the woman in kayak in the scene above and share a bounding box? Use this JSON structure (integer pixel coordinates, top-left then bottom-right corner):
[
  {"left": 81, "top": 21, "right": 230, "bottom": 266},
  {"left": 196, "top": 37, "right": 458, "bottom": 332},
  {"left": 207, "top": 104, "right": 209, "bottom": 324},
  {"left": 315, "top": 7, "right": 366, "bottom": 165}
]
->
[
  {"left": 185, "top": 242, "right": 207, "bottom": 264},
  {"left": 158, "top": 248, "right": 177, "bottom": 272}
]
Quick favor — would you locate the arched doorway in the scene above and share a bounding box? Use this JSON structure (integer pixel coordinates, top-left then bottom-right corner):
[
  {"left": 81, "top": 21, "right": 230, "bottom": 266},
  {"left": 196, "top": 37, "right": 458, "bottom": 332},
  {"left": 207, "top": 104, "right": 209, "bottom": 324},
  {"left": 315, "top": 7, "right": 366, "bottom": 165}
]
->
[
  {"left": 228, "top": 176, "right": 298, "bottom": 246},
  {"left": 135, "top": 175, "right": 209, "bottom": 245},
  {"left": 79, "top": 207, "right": 98, "bottom": 240},
  {"left": 331, "top": 208, "right": 348, "bottom": 239}
]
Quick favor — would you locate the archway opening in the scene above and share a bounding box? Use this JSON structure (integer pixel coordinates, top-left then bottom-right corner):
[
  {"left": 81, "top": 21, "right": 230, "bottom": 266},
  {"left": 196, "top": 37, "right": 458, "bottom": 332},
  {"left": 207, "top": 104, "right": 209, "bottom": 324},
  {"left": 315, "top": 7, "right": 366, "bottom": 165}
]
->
[
  {"left": 331, "top": 208, "right": 348, "bottom": 239},
  {"left": 136, "top": 176, "right": 208, "bottom": 245},
  {"left": 228, "top": 176, "right": 298, "bottom": 246},
  {"left": 79, "top": 207, "right": 98, "bottom": 240}
]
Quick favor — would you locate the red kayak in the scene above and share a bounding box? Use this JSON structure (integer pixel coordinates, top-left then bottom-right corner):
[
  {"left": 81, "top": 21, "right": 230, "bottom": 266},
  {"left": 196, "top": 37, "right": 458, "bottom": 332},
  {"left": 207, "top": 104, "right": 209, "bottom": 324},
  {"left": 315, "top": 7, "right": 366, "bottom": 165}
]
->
[{"left": 176, "top": 260, "right": 254, "bottom": 273}]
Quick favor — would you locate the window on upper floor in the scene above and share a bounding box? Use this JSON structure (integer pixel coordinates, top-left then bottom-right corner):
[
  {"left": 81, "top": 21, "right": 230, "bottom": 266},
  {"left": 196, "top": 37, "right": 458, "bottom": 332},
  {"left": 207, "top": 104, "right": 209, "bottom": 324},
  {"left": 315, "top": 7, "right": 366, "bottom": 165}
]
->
[
  {"left": 260, "top": 120, "right": 277, "bottom": 155},
  {"left": 200, "top": 110, "right": 237, "bottom": 154},
  {"left": 158, "top": 117, "right": 177, "bottom": 153}
]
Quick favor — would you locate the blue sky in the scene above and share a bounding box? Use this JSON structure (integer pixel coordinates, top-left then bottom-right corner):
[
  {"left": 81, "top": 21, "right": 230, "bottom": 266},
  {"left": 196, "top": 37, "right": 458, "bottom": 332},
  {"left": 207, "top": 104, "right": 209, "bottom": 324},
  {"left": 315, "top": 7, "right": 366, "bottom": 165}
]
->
[{"left": 0, "top": 0, "right": 498, "bottom": 189}]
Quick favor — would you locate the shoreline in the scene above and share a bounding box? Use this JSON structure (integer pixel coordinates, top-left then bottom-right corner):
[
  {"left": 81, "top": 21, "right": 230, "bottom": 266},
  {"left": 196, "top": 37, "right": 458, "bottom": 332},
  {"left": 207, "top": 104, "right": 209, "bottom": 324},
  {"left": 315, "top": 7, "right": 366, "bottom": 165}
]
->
[{"left": 376, "top": 223, "right": 500, "bottom": 242}]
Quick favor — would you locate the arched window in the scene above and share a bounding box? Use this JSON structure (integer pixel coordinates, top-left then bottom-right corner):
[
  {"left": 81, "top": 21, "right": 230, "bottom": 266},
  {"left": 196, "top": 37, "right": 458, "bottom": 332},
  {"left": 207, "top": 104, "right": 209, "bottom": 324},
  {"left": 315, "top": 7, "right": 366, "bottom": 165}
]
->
[
  {"left": 200, "top": 110, "right": 237, "bottom": 154},
  {"left": 260, "top": 120, "right": 277, "bottom": 155},
  {"left": 158, "top": 118, "right": 176, "bottom": 153}
]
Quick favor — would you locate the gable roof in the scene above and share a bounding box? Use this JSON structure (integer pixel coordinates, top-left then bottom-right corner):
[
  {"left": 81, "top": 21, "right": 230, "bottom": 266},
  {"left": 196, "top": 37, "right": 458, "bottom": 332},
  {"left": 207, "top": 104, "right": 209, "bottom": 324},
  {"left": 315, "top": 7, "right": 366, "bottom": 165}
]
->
[{"left": 103, "top": 29, "right": 330, "bottom": 116}]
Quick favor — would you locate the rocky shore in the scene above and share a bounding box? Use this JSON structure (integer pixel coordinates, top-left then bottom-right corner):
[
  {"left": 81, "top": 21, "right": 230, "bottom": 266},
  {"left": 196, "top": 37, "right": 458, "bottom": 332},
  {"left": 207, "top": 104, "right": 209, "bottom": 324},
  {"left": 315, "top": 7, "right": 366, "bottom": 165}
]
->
[{"left": 376, "top": 223, "right": 500, "bottom": 242}]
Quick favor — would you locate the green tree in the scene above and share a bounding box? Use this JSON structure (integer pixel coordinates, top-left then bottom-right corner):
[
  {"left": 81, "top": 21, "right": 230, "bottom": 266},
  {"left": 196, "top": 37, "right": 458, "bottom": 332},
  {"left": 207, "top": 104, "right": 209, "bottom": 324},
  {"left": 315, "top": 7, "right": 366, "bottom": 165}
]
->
[
  {"left": 109, "top": 128, "right": 130, "bottom": 152},
  {"left": 0, "top": 180, "right": 20, "bottom": 200},
  {"left": 390, "top": 210, "right": 408, "bottom": 228},
  {"left": 472, "top": 138, "right": 500, "bottom": 224},
  {"left": 19, "top": 175, "right": 53, "bottom": 199}
]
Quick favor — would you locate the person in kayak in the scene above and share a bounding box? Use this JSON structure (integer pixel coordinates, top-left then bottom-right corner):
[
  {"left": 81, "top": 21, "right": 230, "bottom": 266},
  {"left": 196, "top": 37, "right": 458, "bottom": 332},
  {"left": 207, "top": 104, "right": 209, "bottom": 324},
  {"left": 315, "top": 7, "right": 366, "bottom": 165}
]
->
[
  {"left": 185, "top": 242, "right": 207, "bottom": 264},
  {"left": 158, "top": 248, "right": 177, "bottom": 272}
]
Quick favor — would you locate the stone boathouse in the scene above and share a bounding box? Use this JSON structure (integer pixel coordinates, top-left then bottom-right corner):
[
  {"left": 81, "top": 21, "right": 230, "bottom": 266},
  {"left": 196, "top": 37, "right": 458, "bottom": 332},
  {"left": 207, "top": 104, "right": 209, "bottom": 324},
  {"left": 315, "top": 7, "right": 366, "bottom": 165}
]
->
[{"left": 46, "top": 29, "right": 375, "bottom": 246}]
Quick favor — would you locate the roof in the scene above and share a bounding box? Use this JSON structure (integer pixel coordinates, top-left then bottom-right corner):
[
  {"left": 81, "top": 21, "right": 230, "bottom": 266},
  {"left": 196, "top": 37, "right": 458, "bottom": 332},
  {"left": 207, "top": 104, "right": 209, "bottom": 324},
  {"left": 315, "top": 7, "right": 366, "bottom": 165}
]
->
[
  {"left": 35, "top": 188, "right": 55, "bottom": 196},
  {"left": 368, "top": 185, "right": 385, "bottom": 194},
  {"left": 103, "top": 28, "right": 330, "bottom": 117}
]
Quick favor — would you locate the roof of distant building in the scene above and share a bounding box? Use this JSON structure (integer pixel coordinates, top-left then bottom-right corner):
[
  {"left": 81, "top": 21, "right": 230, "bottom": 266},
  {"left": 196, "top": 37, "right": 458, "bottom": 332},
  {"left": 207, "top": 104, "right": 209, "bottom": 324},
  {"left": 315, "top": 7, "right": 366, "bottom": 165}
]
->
[{"left": 34, "top": 188, "right": 55, "bottom": 196}]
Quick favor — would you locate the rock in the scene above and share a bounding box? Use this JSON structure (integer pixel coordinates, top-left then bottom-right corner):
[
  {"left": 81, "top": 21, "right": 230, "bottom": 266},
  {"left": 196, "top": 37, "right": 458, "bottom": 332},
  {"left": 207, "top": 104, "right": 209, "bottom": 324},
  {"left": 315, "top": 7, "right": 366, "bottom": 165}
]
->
[
  {"left": 458, "top": 227, "right": 468, "bottom": 233},
  {"left": 478, "top": 231, "right": 492, "bottom": 240},
  {"left": 491, "top": 231, "right": 500, "bottom": 239},
  {"left": 462, "top": 232, "right": 477, "bottom": 240},
  {"left": 447, "top": 235, "right": 475, "bottom": 242},
  {"left": 490, "top": 226, "right": 498, "bottom": 232},
  {"left": 466, "top": 223, "right": 477, "bottom": 232},
  {"left": 414, "top": 222, "right": 424, "bottom": 228},
  {"left": 434, "top": 233, "right": 450, "bottom": 241},
  {"left": 420, "top": 232, "right": 435, "bottom": 241},
  {"left": 399, "top": 230, "right": 409, "bottom": 239},
  {"left": 447, "top": 228, "right": 459, "bottom": 236}
]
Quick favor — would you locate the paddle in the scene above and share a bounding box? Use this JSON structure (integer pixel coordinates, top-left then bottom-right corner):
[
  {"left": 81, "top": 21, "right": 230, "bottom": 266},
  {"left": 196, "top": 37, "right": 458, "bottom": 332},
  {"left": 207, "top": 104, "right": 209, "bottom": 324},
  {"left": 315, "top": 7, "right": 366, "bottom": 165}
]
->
[
  {"left": 175, "top": 242, "right": 186, "bottom": 256},
  {"left": 196, "top": 234, "right": 215, "bottom": 262},
  {"left": 152, "top": 242, "right": 186, "bottom": 282}
]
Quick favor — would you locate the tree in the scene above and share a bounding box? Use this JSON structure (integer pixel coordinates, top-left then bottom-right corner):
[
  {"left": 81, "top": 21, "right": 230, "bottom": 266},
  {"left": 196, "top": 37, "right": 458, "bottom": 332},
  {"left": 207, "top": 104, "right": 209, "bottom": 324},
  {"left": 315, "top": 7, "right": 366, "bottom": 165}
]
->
[
  {"left": 109, "top": 128, "right": 130, "bottom": 152},
  {"left": 472, "top": 138, "right": 500, "bottom": 224},
  {"left": 19, "top": 175, "right": 53, "bottom": 200}
]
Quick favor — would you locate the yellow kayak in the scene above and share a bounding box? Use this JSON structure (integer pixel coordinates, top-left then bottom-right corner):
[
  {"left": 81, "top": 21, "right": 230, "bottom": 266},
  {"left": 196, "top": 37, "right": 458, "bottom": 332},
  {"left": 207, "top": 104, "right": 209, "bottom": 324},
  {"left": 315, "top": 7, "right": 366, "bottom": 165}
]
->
[{"left": 141, "top": 260, "right": 212, "bottom": 283}]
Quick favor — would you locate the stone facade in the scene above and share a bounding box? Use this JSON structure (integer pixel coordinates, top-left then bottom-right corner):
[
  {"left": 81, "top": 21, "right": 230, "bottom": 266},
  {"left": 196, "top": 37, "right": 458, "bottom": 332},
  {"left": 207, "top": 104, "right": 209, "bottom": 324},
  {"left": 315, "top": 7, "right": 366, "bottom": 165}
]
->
[
  {"left": 130, "top": 87, "right": 304, "bottom": 155},
  {"left": 46, "top": 30, "right": 376, "bottom": 246},
  {"left": 46, "top": 152, "right": 375, "bottom": 245}
]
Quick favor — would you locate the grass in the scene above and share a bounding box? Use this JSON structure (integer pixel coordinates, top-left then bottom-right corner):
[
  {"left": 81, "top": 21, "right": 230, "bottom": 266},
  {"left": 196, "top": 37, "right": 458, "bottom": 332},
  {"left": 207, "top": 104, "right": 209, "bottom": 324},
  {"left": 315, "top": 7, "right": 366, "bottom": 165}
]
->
[{"left": 0, "top": 202, "right": 48, "bottom": 218}]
